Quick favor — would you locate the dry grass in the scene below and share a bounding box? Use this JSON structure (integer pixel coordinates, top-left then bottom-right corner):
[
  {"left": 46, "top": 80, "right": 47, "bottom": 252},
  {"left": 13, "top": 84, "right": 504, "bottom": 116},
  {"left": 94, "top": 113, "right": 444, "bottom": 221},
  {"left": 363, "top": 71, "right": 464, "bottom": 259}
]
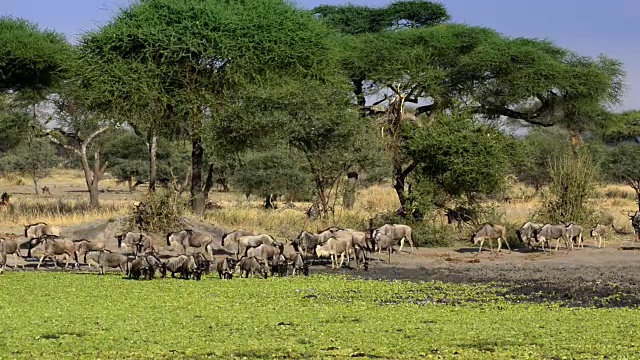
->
[{"left": 0, "top": 170, "right": 638, "bottom": 244}]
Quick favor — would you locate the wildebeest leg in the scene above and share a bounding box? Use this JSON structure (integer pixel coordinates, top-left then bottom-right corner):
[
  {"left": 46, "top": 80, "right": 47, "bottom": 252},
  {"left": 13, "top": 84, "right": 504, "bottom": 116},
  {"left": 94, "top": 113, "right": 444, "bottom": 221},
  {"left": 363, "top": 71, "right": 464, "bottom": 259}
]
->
[
  {"left": 63, "top": 253, "right": 70, "bottom": 269},
  {"left": 388, "top": 248, "right": 391, "bottom": 264},
  {"left": 36, "top": 254, "right": 47, "bottom": 269},
  {"left": 339, "top": 252, "right": 346, "bottom": 269},
  {"left": 14, "top": 253, "right": 22, "bottom": 269},
  {"left": 398, "top": 238, "right": 404, "bottom": 253},
  {"left": 477, "top": 239, "right": 485, "bottom": 253},
  {"left": 555, "top": 238, "right": 561, "bottom": 251},
  {"left": 502, "top": 237, "right": 511, "bottom": 252},
  {"left": 497, "top": 238, "right": 502, "bottom": 252}
]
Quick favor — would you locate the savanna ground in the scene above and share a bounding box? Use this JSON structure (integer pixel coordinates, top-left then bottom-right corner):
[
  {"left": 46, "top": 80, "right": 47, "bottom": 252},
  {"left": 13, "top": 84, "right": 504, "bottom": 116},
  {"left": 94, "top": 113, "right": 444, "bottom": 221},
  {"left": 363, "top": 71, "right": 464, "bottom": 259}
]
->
[{"left": 2, "top": 170, "right": 640, "bottom": 358}]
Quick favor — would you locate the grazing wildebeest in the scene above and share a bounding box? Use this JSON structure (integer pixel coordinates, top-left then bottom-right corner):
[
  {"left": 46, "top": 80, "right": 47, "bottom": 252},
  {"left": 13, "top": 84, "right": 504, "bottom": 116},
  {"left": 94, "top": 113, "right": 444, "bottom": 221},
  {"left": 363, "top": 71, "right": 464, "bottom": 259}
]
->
[
  {"left": 35, "top": 235, "right": 78, "bottom": 270},
  {"left": 564, "top": 223, "right": 584, "bottom": 250},
  {"left": 0, "top": 238, "right": 23, "bottom": 272},
  {"left": 290, "top": 252, "right": 308, "bottom": 276},
  {"left": 73, "top": 239, "right": 105, "bottom": 264},
  {"left": 590, "top": 224, "right": 608, "bottom": 248},
  {"left": 315, "top": 237, "right": 350, "bottom": 269},
  {"left": 84, "top": 250, "right": 128, "bottom": 275},
  {"left": 535, "top": 224, "right": 569, "bottom": 251},
  {"left": 163, "top": 255, "right": 189, "bottom": 278},
  {"left": 128, "top": 256, "right": 150, "bottom": 280},
  {"left": 236, "top": 256, "right": 268, "bottom": 278},
  {"left": 216, "top": 257, "right": 236, "bottom": 279},
  {"left": 445, "top": 206, "right": 477, "bottom": 235},
  {"left": 236, "top": 234, "right": 276, "bottom": 259},
  {"left": 24, "top": 222, "right": 62, "bottom": 258},
  {"left": 372, "top": 224, "right": 414, "bottom": 254},
  {"left": 41, "top": 186, "right": 52, "bottom": 195},
  {"left": 166, "top": 229, "right": 214, "bottom": 259},
  {"left": 516, "top": 222, "right": 545, "bottom": 251},
  {"left": 471, "top": 224, "right": 510, "bottom": 253}
]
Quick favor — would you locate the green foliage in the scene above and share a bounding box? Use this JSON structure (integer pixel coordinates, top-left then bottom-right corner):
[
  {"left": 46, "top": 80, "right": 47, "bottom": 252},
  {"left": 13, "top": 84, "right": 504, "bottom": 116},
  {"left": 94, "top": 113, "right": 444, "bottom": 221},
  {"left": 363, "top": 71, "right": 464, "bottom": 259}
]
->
[
  {"left": 0, "top": 17, "right": 70, "bottom": 93},
  {"left": 603, "top": 144, "right": 640, "bottom": 203},
  {"left": 231, "top": 147, "right": 311, "bottom": 202},
  {"left": 539, "top": 150, "right": 599, "bottom": 224},
  {"left": 514, "top": 127, "right": 572, "bottom": 190},
  {"left": 312, "top": 1, "right": 449, "bottom": 35},
  {"left": 1, "top": 273, "right": 639, "bottom": 358},
  {"left": 0, "top": 94, "right": 30, "bottom": 154},
  {"left": 406, "top": 111, "right": 512, "bottom": 209},
  {"left": 599, "top": 110, "right": 640, "bottom": 143},
  {"left": 0, "top": 138, "right": 59, "bottom": 192},
  {"left": 125, "top": 188, "right": 188, "bottom": 233}
]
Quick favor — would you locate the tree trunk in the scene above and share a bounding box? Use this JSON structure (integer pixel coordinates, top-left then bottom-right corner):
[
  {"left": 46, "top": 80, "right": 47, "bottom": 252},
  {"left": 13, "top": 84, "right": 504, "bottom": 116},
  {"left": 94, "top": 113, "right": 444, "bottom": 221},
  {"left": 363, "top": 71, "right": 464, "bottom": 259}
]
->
[
  {"left": 88, "top": 182, "right": 100, "bottom": 208},
  {"left": 352, "top": 78, "right": 366, "bottom": 112},
  {"left": 149, "top": 134, "right": 158, "bottom": 192},
  {"left": 636, "top": 190, "right": 640, "bottom": 213},
  {"left": 79, "top": 148, "right": 99, "bottom": 208},
  {"left": 191, "top": 135, "right": 205, "bottom": 215},
  {"left": 33, "top": 177, "right": 39, "bottom": 195},
  {"left": 128, "top": 178, "right": 134, "bottom": 193},
  {"left": 203, "top": 163, "right": 215, "bottom": 197},
  {"left": 393, "top": 169, "right": 408, "bottom": 211},
  {"left": 390, "top": 95, "right": 408, "bottom": 210},
  {"left": 343, "top": 172, "right": 358, "bottom": 210},
  {"left": 264, "top": 194, "right": 275, "bottom": 209}
]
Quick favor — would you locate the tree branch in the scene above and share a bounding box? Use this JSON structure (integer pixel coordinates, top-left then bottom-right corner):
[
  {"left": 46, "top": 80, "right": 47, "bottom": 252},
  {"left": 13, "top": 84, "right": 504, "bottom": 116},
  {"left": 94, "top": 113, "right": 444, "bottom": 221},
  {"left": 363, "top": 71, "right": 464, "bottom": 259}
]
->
[
  {"left": 45, "top": 133, "right": 81, "bottom": 156},
  {"left": 402, "top": 161, "right": 418, "bottom": 178},
  {"left": 474, "top": 94, "right": 555, "bottom": 126},
  {"left": 85, "top": 126, "right": 110, "bottom": 146}
]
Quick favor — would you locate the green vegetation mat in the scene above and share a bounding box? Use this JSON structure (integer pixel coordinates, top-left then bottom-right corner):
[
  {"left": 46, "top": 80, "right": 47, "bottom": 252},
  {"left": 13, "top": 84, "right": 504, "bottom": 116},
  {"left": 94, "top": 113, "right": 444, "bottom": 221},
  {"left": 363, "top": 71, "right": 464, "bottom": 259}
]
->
[{"left": 0, "top": 273, "right": 638, "bottom": 359}]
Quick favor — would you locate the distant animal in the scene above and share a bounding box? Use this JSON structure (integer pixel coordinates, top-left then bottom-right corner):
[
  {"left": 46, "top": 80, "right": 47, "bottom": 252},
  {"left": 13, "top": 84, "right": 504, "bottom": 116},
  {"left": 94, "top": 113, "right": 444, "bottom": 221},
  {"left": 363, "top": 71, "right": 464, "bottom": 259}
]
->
[
  {"left": 590, "top": 224, "right": 608, "bottom": 248},
  {"left": 471, "top": 224, "right": 510, "bottom": 253},
  {"left": 246, "top": 242, "right": 285, "bottom": 269},
  {"left": 166, "top": 229, "right": 215, "bottom": 259},
  {"left": 235, "top": 256, "right": 268, "bottom": 278},
  {"left": 162, "top": 255, "right": 190, "bottom": 278},
  {"left": 236, "top": 234, "right": 277, "bottom": 259},
  {"left": 41, "top": 186, "right": 52, "bottom": 195},
  {"left": 534, "top": 224, "right": 569, "bottom": 251},
  {"left": 84, "top": 250, "right": 128, "bottom": 275},
  {"left": 270, "top": 253, "right": 287, "bottom": 277},
  {"left": 73, "top": 239, "right": 105, "bottom": 263},
  {"left": 372, "top": 224, "right": 414, "bottom": 254},
  {"left": 445, "top": 206, "right": 477, "bottom": 234},
  {"left": 35, "top": 235, "right": 78, "bottom": 270},
  {"left": 354, "top": 247, "right": 368, "bottom": 271},
  {"left": 0, "top": 192, "right": 10, "bottom": 211},
  {"left": 24, "top": 222, "right": 62, "bottom": 258},
  {"left": 216, "top": 257, "right": 236, "bottom": 279},
  {"left": 0, "top": 238, "right": 23, "bottom": 272},
  {"left": 516, "top": 222, "right": 545, "bottom": 251},
  {"left": 629, "top": 211, "right": 640, "bottom": 241},
  {"left": 116, "top": 232, "right": 155, "bottom": 255},
  {"left": 128, "top": 256, "right": 151, "bottom": 280},
  {"left": 564, "top": 224, "right": 584, "bottom": 250},
  {"left": 370, "top": 232, "right": 402, "bottom": 264}
]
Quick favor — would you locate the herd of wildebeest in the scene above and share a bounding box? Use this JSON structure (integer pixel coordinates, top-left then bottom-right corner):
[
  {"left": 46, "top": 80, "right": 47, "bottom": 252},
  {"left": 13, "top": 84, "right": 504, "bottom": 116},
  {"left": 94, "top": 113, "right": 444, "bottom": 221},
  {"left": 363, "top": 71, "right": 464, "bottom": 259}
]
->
[{"left": 0, "top": 208, "right": 633, "bottom": 279}]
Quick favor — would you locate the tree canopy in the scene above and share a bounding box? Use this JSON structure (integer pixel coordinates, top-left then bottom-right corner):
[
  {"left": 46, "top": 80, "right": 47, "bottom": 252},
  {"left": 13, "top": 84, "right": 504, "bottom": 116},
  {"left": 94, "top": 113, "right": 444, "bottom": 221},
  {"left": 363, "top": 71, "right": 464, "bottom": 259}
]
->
[{"left": 0, "top": 17, "right": 70, "bottom": 93}]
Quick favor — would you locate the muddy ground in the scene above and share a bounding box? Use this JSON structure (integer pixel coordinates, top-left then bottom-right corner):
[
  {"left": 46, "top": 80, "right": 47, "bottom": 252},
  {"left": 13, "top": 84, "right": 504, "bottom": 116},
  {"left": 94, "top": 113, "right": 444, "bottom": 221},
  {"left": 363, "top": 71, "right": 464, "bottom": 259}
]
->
[{"left": 4, "top": 218, "right": 640, "bottom": 308}]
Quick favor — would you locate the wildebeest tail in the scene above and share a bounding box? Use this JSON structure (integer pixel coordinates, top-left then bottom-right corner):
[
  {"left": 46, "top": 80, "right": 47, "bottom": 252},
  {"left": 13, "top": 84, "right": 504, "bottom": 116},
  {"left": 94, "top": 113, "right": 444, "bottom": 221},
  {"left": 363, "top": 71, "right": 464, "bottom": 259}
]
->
[{"left": 165, "top": 232, "right": 172, "bottom": 246}]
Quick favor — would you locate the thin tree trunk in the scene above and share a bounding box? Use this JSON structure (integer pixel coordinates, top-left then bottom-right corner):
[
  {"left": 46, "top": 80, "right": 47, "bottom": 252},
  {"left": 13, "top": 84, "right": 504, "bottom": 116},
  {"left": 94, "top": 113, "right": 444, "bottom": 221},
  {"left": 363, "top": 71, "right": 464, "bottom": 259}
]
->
[
  {"left": 353, "top": 78, "right": 366, "bottom": 113},
  {"left": 264, "top": 194, "right": 275, "bottom": 209},
  {"left": 343, "top": 172, "right": 358, "bottom": 210},
  {"left": 128, "top": 178, "right": 134, "bottom": 193},
  {"left": 203, "top": 163, "right": 215, "bottom": 196},
  {"left": 33, "top": 177, "right": 39, "bottom": 195},
  {"left": 149, "top": 134, "right": 158, "bottom": 192},
  {"left": 191, "top": 135, "right": 205, "bottom": 215}
]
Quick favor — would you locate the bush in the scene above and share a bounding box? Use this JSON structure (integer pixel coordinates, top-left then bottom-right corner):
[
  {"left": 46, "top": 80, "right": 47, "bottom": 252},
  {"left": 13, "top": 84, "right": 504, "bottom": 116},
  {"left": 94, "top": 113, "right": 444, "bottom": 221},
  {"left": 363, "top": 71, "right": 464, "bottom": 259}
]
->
[
  {"left": 539, "top": 150, "right": 599, "bottom": 224},
  {"left": 124, "top": 189, "right": 189, "bottom": 233}
]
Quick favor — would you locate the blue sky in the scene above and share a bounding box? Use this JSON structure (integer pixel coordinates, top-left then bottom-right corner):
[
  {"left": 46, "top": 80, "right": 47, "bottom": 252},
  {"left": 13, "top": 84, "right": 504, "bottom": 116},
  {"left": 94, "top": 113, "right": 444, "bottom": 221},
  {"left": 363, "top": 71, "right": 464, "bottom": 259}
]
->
[{"left": 3, "top": 0, "right": 638, "bottom": 111}]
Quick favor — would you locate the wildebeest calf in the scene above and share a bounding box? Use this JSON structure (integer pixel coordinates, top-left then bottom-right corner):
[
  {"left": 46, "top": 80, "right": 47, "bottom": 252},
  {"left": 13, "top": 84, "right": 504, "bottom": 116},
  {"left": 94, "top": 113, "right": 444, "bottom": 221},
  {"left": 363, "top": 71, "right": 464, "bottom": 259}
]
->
[
  {"left": 236, "top": 256, "right": 268, "bottom": 278},
  {"left": 590, "top": 224, "right": 608, "bottom": 248},
  {"left": 84, "top": 250, "right": 128, "bottom": 275}
]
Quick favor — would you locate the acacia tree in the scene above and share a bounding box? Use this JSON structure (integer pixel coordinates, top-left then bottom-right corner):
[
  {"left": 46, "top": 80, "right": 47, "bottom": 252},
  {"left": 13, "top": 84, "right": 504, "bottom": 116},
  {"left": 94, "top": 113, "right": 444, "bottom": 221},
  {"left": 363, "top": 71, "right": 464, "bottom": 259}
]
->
[
  {"left": 78, "top": 0, "right": 337, "bottom": 214},
  {"left": 315, "top": 3, "right": 625, "bottom": 212},
  {"left": 0, "top": 138, "right": 59, "bottom": 194}
]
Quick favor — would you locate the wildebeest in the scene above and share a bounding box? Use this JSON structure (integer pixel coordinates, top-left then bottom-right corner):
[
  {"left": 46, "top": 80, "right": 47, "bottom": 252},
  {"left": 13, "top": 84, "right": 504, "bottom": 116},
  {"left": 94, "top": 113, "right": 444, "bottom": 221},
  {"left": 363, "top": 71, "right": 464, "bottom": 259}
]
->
[
  {"left": 34, "top": 235, "right": 78, "bottom": 270},
  {"left": 270, "top": 253, "right": 287, "bottom": 277},
  {"left": 73, "top": 239, "right": 105, "bottom": 263},
  {"left": 372, "top": 224, "right": 414, "bottom": 254},
  {"left": 116, "top": 232, "right": 143, "bottom": 253},
  {"left": 246, "top": 242, "right": 284, "bottom": 268},
  {"left": 564, "top": 224, "right": 584, "bottom": 250},
  {"left": 129, "top": 254, "right": 165, "bottom": 280},
  {"left": 291, "top": 231, "right": 320, "bottom": 259},
  {"left": 24, "top": 222, "right": 62, "bottom": 258},
  {"left": 236, "top": 256, "right": 268, "bottom": 278},
  {"left": 516, "top": 222, "right": 544, "bottom": 251},
  {"left": 0, "top": 238, "right": 23, "bottom": 272},
  {"left": 471, "top": 224, "right": 510, "bottom": 253},
  {"left": 315, "top": 237, "right": 350, "bottom": 269},
  {"left": 630, "top": 211, "right": 640, "bottom": 241},
  {"left": 84, "top": 250, "right": 128, "bottom": 275},
  {"left": 590, "top": 224, "right": 608, "bottom": 248},
  {"left": 216, "top": 257, "right": 236, "bottom": 279},
  {"left": 236, "top": 234, "right": 277, "bottom": 259},
  {"left": 535, "top": 224, "right": 569, "bottom": 251},
  {"left": 354, "top": 247, "right": 368, "bottom": 271},
  {"left": 162, "top": 255, "right": 190, "bottom": 278},
  {"left": 221, "top": 229, "right": 255, "bottom": 247},
  {"left": 166, "top": 229, "right": 215, "bottom": 259},
  {"left": 370, "top": 232, "right": 402, "bottom": 264},
  {"left": 41, "top": 186, "right": 52, "bottom": 195},
  {"left": 290, "top": 252, "right": 308, "bottom": 276}
]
